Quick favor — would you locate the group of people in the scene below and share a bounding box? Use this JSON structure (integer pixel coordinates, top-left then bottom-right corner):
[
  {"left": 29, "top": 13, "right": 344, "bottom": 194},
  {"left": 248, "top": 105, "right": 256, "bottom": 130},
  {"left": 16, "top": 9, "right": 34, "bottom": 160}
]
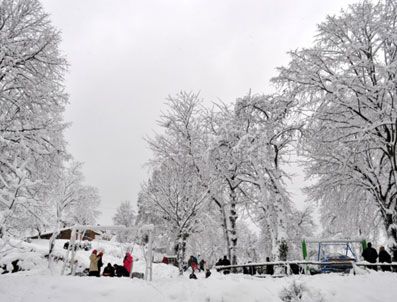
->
[
  {"left": 361, "top": 242, "right": 396, "bottom": 271},
  {"left": 88, "top": 249, "right": 133, "bottom": 277},
  {"left": 215, "top": 255, "right": 274, "bottom": 275},
  {"left": 187, "top": 255, "right": 211, "bottom": 279}
]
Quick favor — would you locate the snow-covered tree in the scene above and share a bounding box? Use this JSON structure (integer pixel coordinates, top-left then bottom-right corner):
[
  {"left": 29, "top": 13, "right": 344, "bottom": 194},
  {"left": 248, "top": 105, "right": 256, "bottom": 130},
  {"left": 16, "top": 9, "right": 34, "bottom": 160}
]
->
[
  {"left": 141, "top": 160, "right": 208, "bottom": 274},
  {"left": 204, "top": 104, "right": 249, "bottom": 265},
  {"left": 112, "top": 200, "right": 136, "bottom": 242},
  {"left": 0, "top": 0, "right": 68, "bottom": 237},
  {"left": 48, "top": 161, "right": 100, "bottom": 264},
  {"left": 274, "top": 0, "right": 397, "bottom": 250},
  {"left": 113, "top": 201, "right": 136, "bottom": 227},
  {"left": 230, "top": 93, "right": 303, "bottom": 260},
  {"left": 140, "top": 92, "right": 211, "bottom": 274}
]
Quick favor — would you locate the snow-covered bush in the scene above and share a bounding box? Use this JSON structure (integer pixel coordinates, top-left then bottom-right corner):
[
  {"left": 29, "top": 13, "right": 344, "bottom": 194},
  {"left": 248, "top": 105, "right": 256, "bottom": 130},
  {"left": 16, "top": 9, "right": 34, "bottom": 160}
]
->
[{"left": 279, "top": 280, "right": 325, "bottom": 302}]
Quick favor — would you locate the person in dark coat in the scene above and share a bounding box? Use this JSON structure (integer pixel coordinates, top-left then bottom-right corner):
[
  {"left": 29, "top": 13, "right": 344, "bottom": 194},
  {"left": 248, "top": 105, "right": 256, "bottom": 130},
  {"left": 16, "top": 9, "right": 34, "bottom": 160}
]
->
[
  {"left": 378, "top": 246, "right": 392, "bottom": 272},
  {"left": 266, "top": 257, "right": 274, "bottom": 275},
  {"left": 362, "top": 242, "right": 378, "bottom": 271},
  {"left": 97, "top": 251, "right": 104, "bottom": 276},
  {"left": 221, "top": 255, "right": 231, "bottom": 275},
  {"left": 103, "top": 263, "right": 115, "bottom": 277},
  {"left": 114, "top": 264, "right": 128, "bottom": 277},
  {"left": 199, "top": 259, "right": 205, "bottom": 272}
]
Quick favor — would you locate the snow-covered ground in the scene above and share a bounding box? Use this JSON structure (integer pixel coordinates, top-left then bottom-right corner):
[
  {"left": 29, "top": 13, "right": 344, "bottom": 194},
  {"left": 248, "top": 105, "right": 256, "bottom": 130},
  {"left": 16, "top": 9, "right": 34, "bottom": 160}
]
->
[
  {"left": 2, "top": 238, "right": 397, "bottom": 302},
  {"left": 1, "top": 270, "right": 397, "bottom": 302},
  {"left": 0, "top": 237, "right": 177, "bottom": 278}
]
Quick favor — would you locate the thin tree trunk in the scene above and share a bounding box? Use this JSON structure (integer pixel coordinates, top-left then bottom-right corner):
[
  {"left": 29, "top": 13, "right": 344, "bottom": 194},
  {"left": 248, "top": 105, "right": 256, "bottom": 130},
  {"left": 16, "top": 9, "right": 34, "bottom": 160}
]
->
[
  {"left": 220, "top": 204, "right": 231, "bottom": 261},
  {"left": 176, "top": 232, "right": 188, "bottom": 275},
  {"left": 48, "top": 206, "right": 62, "bottom": 271},
  {"left": 229, "top": 188, "right": 238, "bottom": 267}
]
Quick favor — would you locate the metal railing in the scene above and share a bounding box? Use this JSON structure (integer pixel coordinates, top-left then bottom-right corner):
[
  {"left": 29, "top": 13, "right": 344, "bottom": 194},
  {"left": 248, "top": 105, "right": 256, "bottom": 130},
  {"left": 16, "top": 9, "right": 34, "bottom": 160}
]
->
[{"left": 214, "top": 260, "right": 397, "bottom": 275}]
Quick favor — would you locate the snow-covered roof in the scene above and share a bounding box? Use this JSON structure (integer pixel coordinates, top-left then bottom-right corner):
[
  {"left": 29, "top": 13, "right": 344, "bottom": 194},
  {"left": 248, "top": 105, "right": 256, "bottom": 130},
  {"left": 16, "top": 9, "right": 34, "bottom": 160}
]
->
[{"left": 30, "top": 227, "right": 102, "bottom": 238}]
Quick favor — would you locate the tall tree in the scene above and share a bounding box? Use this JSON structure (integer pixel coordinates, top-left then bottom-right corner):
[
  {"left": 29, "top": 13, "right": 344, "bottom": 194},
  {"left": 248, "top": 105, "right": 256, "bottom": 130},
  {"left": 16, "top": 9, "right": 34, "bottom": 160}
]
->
[
  {"left": 140, "top": 92, "right": 210, "bottom": 274},
  {"left": 274, "top": 0, "right": 397, "bottom": 250},
  {"left": 204, "top": 104, "right": 249, "bottom": 265},
  {"left": 0, "top": 0, "right": 68, "bottom": 237},
  {"left": 231, "top": 93, "right": 303, "bottom": 259},
  {"left": 141, "top": 161, "right": 207, "bottom": 275}
]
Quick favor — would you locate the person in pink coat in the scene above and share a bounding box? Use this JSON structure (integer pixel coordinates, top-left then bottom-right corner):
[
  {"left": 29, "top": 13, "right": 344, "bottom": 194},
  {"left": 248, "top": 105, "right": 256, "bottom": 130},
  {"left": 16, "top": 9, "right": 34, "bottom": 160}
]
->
[{"left": 123, "top": 252, "right": 133, "bottom": 275}]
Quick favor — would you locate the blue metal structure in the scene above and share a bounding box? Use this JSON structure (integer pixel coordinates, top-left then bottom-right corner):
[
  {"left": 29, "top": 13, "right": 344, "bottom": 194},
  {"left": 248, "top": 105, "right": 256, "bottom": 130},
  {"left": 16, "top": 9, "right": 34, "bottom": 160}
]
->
[{"left": 303, "top": 239, "right": 365, "bottom": 273}]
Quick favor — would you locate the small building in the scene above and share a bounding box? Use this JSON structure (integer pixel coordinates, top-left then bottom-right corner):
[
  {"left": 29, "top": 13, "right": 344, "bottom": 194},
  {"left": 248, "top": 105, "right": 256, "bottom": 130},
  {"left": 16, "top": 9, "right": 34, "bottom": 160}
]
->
[{"left": 30, "top": 227, "right": 101, "bottom": 241}]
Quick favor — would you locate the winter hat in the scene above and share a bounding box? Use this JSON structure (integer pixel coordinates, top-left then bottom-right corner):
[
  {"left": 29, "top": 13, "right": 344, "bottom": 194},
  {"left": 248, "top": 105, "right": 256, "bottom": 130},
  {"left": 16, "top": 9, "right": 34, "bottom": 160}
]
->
[{"left": 92, "top": 249, "right": 97, "bottom": 254}]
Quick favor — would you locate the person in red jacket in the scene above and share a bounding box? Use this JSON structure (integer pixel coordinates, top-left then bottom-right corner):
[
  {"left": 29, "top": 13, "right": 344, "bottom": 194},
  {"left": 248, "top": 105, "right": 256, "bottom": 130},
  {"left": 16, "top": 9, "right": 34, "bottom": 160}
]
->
[{"left": 123, "top": 252, "right": 133, "bottom": 276}]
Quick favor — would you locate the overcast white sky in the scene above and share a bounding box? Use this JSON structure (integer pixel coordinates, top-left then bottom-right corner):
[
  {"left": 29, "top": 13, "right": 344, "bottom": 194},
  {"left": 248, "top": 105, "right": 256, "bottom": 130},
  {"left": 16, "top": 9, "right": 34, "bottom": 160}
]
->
[{"left": 40, "top": 0, "right": 357, "bottom": 224}]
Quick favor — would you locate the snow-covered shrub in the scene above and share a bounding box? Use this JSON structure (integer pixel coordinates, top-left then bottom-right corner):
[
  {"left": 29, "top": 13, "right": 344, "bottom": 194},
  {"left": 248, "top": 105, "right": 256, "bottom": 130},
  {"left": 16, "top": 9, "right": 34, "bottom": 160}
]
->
[{"left": 279, "top": 280, "right": 325, "bottom": 302}]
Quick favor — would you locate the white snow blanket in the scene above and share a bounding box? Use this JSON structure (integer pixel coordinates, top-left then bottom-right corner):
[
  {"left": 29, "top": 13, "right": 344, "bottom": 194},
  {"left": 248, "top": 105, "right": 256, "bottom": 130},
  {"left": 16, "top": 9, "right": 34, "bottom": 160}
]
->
[
  {"left": 1, "top": 271, "right": 397, "bottom": 302},
  {"left": 1, "top": 238, "right": 397, "bottom": 302}
]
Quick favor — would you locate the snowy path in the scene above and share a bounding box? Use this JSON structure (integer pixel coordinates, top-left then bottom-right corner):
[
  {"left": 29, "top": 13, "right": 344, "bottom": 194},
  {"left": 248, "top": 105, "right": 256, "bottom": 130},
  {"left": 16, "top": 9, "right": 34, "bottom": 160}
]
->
[{"left": 1, "top": 272, "right": 397, "bottom": 302}]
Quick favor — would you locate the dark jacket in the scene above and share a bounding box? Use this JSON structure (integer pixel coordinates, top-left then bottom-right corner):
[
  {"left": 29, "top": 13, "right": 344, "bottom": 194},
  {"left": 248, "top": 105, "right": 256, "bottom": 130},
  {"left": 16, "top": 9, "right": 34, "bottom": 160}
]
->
[
  {"left": 114, "top": 264, "right": 128, "bottom": 277},
  {"left": 379, "top": 250, "right": 392, "bottom": 263},
  {"left": 222, "top": 258, "right": 231, "bottom": 266},
  {"left": 103, "top": 264, "right": 115, "bottom": 277},
  {"left": 362, "top": 247, "right": 378, "bottom": 263},
  {"left": 379, "top": 250, "right": 392, "bottom": 271}
]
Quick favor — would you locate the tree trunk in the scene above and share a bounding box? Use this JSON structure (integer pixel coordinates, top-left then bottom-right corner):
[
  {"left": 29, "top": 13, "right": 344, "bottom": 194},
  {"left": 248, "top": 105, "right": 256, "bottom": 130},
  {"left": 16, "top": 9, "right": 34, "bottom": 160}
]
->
[
  {"left": 176, "top": 232, "right": 188, "bottom": 275},
  {"left": 48, "top": 206, "right": 62, "bottom": 271},
  {"left": 219, "top": 203, "right": 231, "bottom": 261},
  {"left": 383, "top": 211, "right": 397, "bottom": 252},
  {"left": 228, "top": 188, "right": 238, "bottom": 267}
]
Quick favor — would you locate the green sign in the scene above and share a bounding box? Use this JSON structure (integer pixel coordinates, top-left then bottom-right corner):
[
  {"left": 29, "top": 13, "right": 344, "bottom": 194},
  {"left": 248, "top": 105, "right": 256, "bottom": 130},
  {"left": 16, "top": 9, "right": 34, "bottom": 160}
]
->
[{"left": 302, "top": 240, "right": 307, "bottom": 260}]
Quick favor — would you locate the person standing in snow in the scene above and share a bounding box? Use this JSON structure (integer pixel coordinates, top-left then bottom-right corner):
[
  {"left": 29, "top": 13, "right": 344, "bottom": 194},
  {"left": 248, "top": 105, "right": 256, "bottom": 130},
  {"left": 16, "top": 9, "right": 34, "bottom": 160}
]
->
[
  {"left": 97, "top": 251, "right": 104, "bottom": 276},
  {"left": 362, "top": 242, "right": 378, "bottom": 271},
  {"left": 197, "top": 254, "right": 202, "bottom": 271},
  {"left": 89, "top": 249, "right": 99, "bottom": 276},
  {"left": 221, "top": 255, "right": 231, "bottom": 275},
  {"left": 123, "top": 251, "right": 133, "bottom": 277},
  {"left": 204, "top": 261, "right": 211, "bottom": 278},
  {"left": 378, "top": 246, "right": 392, "bottom": 272},
  {"left": 188, "top": 255, "right": 198, "bottom": 272},
  {"left": 266, "top": 257, "right": 274, "bottom": 275},
  {"left": 199, "top": 258, "right": 205, "bottom": 272}
]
